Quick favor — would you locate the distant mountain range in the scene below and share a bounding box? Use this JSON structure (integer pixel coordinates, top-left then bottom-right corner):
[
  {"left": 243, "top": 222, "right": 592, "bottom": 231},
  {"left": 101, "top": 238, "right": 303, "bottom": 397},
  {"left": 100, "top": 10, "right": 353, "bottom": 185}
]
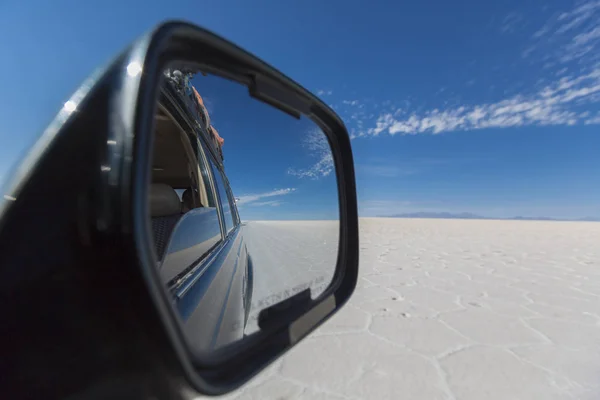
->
[{"left": 378, "top": 212, "right": 600, "bottom": 222}]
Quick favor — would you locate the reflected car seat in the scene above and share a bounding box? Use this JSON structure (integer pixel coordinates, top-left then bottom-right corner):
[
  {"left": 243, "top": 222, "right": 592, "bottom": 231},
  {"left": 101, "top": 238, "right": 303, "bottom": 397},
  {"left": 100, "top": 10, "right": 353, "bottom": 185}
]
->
[{"left": 149, "top": 183, "right": 182, "bottom": 261}]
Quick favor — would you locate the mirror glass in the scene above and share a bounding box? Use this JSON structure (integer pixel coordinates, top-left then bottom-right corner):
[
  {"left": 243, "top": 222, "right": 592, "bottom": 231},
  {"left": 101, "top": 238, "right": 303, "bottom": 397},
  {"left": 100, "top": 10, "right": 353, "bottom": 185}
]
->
[{"left": 148, "top": 64, "right": 340, "bottom": 357}]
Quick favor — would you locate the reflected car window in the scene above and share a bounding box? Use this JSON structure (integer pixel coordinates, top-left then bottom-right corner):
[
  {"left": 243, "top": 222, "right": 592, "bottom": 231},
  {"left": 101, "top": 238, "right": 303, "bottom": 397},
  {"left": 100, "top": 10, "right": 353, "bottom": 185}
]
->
[
  {"left": 196, "top": 139, "right": 218, "bottom": 208},
  {"left": 150, "top": 102, "right": 224, "bottom": 283},
  {"left": 210, "top": 161, "right": 236, "bottom": 234}
]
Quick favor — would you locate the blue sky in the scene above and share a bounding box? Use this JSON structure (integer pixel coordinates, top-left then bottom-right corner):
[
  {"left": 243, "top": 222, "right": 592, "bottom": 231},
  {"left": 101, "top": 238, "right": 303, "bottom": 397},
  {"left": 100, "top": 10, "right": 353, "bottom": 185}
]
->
[
  {"left": 190, "top": 73, "right": 339, "bottom": 220},
  {"left": 2, "top": 0, "right": 600, "bottom": 219}
]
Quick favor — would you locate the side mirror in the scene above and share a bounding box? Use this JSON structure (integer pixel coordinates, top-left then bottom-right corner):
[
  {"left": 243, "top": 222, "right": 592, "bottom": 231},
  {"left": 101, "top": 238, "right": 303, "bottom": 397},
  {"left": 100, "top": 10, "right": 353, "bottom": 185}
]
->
[{"left": 0, "top": 21, "right": 358, "bottom": 397}]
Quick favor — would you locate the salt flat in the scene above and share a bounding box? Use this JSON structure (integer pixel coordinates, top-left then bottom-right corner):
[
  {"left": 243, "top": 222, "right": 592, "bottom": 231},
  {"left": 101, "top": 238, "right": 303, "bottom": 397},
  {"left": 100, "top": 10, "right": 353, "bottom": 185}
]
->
[{"left": 222, "top": 217, "right": 600, "bottom": 400}]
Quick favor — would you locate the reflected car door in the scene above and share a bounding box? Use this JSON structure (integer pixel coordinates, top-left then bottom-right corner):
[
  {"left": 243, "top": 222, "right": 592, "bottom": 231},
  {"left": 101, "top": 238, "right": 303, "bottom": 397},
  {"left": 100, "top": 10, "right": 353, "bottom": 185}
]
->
[
  {"left": 222, "top": 172, "right": 251, "bottom": 326},
  {"left": 204, "top": 152, "right": 248, "bottom": 348},
  {"left": 173, "top": 139, "right": 247, "bottom": 354}
]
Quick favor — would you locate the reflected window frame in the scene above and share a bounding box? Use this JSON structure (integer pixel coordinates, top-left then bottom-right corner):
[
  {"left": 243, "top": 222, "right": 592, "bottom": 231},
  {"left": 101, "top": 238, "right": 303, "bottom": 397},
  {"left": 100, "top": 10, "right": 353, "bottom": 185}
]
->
[
  {"left": 223, "top": 175, "right": 240, "bottom": 225},
  {"left": 206, "top": 155, "right": 236, "bottom": 237},
  {"left": 220, "top": 170, "right": 239, "bottom": 229},
  {"left": 195, "top": 138, "right": 227, "bottom": 240}
]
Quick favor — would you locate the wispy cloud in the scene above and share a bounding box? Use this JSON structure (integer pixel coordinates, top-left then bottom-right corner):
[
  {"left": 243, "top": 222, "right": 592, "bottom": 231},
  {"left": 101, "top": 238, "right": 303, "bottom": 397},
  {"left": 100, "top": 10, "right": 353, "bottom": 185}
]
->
[
  {"left": 342, "top": 2, "right": 600, "bottom": 139},
  {"left": 249, "top": 200, "right": 283, "bottom": 207},
  {"left": 528, "top": 1, "right": 600, "bottom": 64},
  {"left": 500, "top": 12, "right": 523, "bottom": 34},
  {"left": 237, "top": 188, "right": 296, "bottom": 205},
  {"left": 360, "top": 69, "right": 600, "bottom": 136},
  {"left": 342, "top": 100, "right": 359, "bottom": 106},
  {"left": 288, "top": 128, "right": 334, "bottom": 179},
  {"left": 317, "top": 89, "right": 333, "bottom": 96}
]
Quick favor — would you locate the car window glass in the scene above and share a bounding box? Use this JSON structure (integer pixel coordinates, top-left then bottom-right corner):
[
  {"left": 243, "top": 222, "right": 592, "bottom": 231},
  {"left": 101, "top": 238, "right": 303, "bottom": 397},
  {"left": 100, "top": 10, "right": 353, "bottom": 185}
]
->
[
  {"left": 209, "top": 161, "right": 235, "bottom": 234},
  {"left": 196, "top": 139, "right": 217, "bottom": 208},
  {"left": 150, "top": 103, "right": 223, "bottom": 284},
  {"left": 228, "top": 186, "right": 240, "bottom": 224},
  {"left": 223, "top": 177, "right": 239, "bottom": 224}
]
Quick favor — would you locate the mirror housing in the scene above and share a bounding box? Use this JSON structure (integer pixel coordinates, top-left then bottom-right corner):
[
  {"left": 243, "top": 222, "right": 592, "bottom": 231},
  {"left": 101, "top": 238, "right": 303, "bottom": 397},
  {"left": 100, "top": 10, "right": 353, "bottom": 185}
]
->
[
  {"left": 127, "top": 22, "right": 359, "bottom": 394},
  {"left": 0, "top": 21, "right": 358, "bottom": 397}
]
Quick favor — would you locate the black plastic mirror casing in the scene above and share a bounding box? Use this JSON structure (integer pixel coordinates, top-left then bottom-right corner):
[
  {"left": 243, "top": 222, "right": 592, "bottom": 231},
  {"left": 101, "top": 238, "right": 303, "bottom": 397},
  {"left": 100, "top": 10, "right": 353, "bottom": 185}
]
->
[{"left": 0, "top": 21, "right": 359, "bottom": 397}]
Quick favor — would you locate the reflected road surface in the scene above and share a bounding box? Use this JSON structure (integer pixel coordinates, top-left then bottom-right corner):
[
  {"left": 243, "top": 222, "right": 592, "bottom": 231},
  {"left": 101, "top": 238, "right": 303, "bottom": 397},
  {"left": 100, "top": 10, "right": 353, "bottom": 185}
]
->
[{"left": 242, "top": 220, "right": 339, "bottom": 335}]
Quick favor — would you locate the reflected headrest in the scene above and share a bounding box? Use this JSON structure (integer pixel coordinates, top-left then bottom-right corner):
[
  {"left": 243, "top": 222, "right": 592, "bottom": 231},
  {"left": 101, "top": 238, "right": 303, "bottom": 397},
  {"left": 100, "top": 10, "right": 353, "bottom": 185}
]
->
[
  {"left": 182, "top": 188, "right": 196, "bottom": 212},
  {"left": 149, "top": 183, "right": 181, "bottom": 217}
]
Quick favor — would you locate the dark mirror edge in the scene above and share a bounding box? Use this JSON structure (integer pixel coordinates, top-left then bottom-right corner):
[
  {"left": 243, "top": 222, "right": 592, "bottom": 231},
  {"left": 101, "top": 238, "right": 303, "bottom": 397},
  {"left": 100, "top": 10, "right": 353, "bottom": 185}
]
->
[{"left": 108, "top": 21, "right": 359, "bottom": 395}]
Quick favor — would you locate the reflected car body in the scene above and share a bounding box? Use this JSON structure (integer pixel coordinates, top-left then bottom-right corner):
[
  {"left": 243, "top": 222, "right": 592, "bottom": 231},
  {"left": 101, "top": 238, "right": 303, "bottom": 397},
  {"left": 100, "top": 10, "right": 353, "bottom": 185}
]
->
[{"left": 156, "top": 71, "right": 253, "bottom": 354}]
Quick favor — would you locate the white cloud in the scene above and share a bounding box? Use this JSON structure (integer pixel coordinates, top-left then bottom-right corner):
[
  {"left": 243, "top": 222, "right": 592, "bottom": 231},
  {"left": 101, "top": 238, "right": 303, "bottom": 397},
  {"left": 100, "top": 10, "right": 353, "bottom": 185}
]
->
[
  {"left": 237, "top": 188, "right": 296, "bottom": 205},
  {"left": 249, "top": 200, "right": 283, "bottom": 207},
  {"left": 572, "top": 26, "right": 600, "bottom": 47},
  {"left": 288, "top": 128, "right": 334, "bottom": 179},
  {"left": 357, "top": 67, "right": 600, "bottom": 136},
  {"left": 342, "top": 100, "right": 359, "bottom": 106},
  {"left": 500, "top": 12, "right": 523, "bottom": 34},
  {"left": 343, "top": 2, "right": 600, "bottom": 140},
  {"left": 584, "top": 112, "right": 600, "bottom": 124},
  {"left": 557, "top": 1, "right": 600, "bottom": 34},
  {"left": 368, "top": 113, "right": 395, "bottom": 135},
  {"left": 527, "top": 1, "right": 600, "bottom": 64}
]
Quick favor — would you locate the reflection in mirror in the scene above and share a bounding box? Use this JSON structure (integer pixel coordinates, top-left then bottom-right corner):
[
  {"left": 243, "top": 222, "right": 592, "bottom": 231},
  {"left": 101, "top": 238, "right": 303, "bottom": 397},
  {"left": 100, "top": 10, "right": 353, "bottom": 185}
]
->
[{"left": 148, "top": 64, "right": 340, "bottom": 357}]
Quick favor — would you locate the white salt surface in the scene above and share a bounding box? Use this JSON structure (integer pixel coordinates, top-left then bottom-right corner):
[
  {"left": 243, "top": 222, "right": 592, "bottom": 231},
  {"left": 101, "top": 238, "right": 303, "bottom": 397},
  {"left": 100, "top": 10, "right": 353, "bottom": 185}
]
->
[
  {"left": 220, "top": 218, "right": 600, "bottom": 400},
  {"left": 241, "top": 220, "right": 339, "bottom": 335}
]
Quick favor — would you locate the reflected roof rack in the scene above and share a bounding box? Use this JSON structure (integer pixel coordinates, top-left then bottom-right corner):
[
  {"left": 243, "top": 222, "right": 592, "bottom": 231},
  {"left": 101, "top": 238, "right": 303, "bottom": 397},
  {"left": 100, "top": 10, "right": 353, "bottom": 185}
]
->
[{"left": 161, "top": 69, "right": 225, "bottom": 165}]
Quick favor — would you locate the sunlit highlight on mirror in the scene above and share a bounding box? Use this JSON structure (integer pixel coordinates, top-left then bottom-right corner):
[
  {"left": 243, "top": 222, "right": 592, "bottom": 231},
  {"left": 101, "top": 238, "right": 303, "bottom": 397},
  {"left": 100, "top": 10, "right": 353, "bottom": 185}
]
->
[
  {"left": 127, "top": 61, "right": 143, "bottom": 77},
  {"left": 63, "top": 100, "right": 77, "bottom": 113}
]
